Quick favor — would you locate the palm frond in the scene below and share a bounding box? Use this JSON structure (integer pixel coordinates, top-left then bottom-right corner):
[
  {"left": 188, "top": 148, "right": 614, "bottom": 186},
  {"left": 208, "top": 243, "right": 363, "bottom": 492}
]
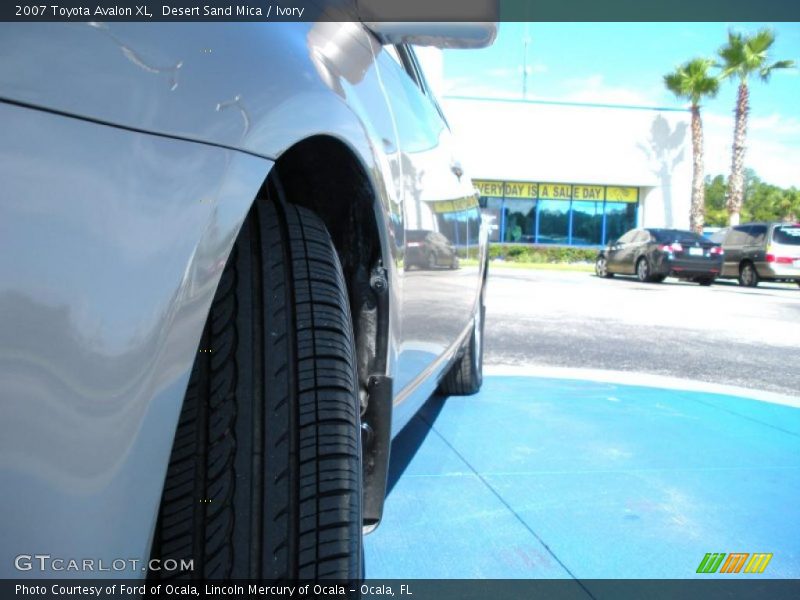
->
[
  {"left": 718, "top": 30, "right": 746, "bottom": 74},
  {"left": 663, "top": 73, "right": 683, "bottom": 95},
  {"left": 663, "top": 57, "right": 719, "bottom": 106},
  {"left": 748, "top": 28, "right": 776, "bottom": 54},
  {"left": 759, "top": 59, "right": 796, "bottom": 81},
  {"left": 717, "top": 28, "right": 791, "bottom": 85}
]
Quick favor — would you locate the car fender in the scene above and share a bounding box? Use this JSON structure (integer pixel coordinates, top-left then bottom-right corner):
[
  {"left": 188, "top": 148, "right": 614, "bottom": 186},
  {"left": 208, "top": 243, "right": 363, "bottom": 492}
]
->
[{"left": 0, "top": 22, "right": 403, "bottom": 576}]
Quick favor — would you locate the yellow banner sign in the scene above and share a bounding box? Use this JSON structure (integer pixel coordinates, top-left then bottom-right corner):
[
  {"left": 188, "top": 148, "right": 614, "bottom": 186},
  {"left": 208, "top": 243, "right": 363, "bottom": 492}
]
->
[
  {"left": 572, "top": 185, "right": 604, "bottom": 201},
  {"left": 538, "top": 183, "right": 572, "bottom": 200},
  {"left": 473, "top": 180, "right": 504, "bottom": 197},
  {"left": 473, "top": 180, "right": 537, "bottom": 199},
  {"left": 475, "top": 180, "right": 640, "bottom": 204},
  {"left": 606, "top": 186, "right": 638, "bottom": 203},
  {"left": 503, "top": 181, "right": 538, "bottom": 199}
]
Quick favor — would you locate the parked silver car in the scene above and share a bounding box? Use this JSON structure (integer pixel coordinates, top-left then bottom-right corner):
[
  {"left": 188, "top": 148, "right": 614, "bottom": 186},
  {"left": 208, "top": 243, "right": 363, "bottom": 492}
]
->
[
  {"left": 710, "top": 222, "right": 800, "bottom": 287},
  {"left": 0, "top": 21, "right": 495, "bottom": 580}
]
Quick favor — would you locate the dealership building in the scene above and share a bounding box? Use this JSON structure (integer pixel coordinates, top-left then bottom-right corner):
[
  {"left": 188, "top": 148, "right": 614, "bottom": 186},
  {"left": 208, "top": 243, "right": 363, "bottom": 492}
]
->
[{"left": 442, "top": 97, "right": 694, "bottom": 246}]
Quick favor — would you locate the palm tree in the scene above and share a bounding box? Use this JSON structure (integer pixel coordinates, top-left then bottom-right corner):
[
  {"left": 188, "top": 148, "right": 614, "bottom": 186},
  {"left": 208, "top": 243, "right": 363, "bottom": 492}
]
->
[
  {"left": 664, "top": 59, "right": 719, "bottom": 234},
  {"left": 718, "top": 29, "right": 795, "bottom": 226}
]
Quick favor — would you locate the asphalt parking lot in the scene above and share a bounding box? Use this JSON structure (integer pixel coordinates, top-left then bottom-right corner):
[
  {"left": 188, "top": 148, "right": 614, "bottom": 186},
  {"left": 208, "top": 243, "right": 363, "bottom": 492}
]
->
[{"left": 484, "top": 268, "right": 800, "bottom": 396}]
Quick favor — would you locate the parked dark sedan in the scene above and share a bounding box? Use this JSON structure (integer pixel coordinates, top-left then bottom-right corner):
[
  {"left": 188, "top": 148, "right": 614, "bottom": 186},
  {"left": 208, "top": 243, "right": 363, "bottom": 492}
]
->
[{"left": 596, "top": 228, "right": 724, "bottom": 285}]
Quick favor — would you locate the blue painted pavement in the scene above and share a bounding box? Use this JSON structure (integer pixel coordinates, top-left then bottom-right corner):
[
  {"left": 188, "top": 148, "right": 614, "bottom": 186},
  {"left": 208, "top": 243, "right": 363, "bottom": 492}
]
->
[{"left": 364, "top": 376, "right": 800, "bottom": 579}]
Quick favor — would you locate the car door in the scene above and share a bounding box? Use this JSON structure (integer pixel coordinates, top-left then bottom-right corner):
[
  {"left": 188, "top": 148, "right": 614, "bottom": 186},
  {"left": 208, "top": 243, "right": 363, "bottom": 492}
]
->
[
  {"left": 627, "top": 230, "right": 651, "bottom": 273},
  {"left": 743, "top": 224, "right": 768, "bottom": 272},
  {"left": 722, "top": 226, "right": 750, "bottom": 276},
  {"left": 637, "top": 229, "right": 654, "bottom": 261},
  {"left": 376, "top": 44, "right": 481, "bottom": 395},
  {"left": 605, "top": 231, "right": 624, "bottom": 273},
  {"left": 607, "top": 229, "right": 638, "bottom": 274}
]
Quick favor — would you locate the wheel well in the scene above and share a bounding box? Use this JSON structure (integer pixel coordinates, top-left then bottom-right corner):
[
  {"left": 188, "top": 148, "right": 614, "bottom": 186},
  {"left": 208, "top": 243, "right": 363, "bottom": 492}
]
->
[
  {"left": 264, "top": 135, "right": 388, "bottom": 392},
  {"left": 260, "top": 135, "right": 392, "bottom": 529}
]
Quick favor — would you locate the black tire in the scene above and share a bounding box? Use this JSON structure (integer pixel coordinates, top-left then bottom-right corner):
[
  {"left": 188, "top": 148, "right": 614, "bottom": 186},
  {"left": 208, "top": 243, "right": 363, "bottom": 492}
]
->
[
  {"left": 149, "top": 200, "right": 362, "bottom": 580},
  {"left": 439, "top": 287, "right": 485, "bottom": 396},
  {"left": 595, "top": 255, "right": 613, "bottom": 278},
  {"left": 636, "top": 257, "right": 652, "bottom": 283},
  {"left": 651, "top": 275, "right": 666, "bottom": 283},
  {"left": 739, "top": 262, "right": 759, "bottom": 287},
  {"left": 697, "top": 277, "right": 714, "bottom": 286}
]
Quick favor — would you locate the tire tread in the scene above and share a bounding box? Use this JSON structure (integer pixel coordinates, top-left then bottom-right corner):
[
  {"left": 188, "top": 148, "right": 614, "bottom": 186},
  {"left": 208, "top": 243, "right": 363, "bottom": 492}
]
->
[{"left": 150, "top": 200, "right": 361, "bottom": 581}]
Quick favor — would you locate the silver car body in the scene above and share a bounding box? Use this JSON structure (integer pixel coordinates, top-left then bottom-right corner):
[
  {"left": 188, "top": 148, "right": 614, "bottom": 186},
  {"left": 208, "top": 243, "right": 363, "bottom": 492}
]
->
[{"left": 0, "top": 23, "right": 486, "bottom": 577}]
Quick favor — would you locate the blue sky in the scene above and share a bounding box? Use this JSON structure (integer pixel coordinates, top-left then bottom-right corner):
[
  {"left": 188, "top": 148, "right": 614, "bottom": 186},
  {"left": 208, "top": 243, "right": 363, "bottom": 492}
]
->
[{"left": 432, "top": 23, "right": 800, "bottom": 187}]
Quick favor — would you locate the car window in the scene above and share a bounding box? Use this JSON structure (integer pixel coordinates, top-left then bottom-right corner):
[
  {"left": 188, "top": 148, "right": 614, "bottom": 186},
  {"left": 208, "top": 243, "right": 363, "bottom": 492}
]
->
[
  {"left": 676, "top": 231, "right": 707, "bottom": 244},
  {"left": 394, "top": 45, "right": 427, "bottom": 92},
  {"left": 403, "top": 45, "right": 451, "bottom": 129},
  {"left": 617, "top": 230, "right": 637, "bottom": 244},
  {"left": 634, "top": 231, "right": 650, "bottom": 243},
  {"left": 726, "top": 226, "right": 750, "bottom": 246},
  {"left": 376, "top": 47, "right": 443, "bottom": 152},
  {"left": 708, "top": 229, "right": 728, "bottom": 243},
  {"left": 651, "top": 229, "right": 705, "bottom": 243},
  {"left": 650, "top": 229, "right": 669, "bottom": 242},
  {"left": 747, "top": 225, "right": 767, "bottom": 245},
  {"left": 772, "top": 224, "right": 800, "bottom": 246}
]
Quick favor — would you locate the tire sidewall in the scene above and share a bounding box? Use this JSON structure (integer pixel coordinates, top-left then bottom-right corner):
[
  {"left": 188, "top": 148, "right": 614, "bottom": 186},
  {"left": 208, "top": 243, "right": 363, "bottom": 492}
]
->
[
  {"left": 740, "top": 263, "right": 758, "bottom": 287},
  {"left": 637, "top": 257, "right": 650, "bottom": 282},
  {"left": 596, "top": 256, "right": 607, "bottom": 277},
  {"left": 471, "top": 301, "right": 485, "bottom": 387}
]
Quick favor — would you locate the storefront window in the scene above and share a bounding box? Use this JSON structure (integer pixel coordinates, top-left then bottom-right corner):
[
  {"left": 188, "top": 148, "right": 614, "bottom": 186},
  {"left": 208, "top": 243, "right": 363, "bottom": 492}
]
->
[
  {"left": 604, "top": 202, "right": 638, "bottom": 243},
  {"left": 537, "top": 200, "right": 570, "bottom": 244},
  {"left": 502, "top": 198, "right": 536, "bottom": 243},
  {"left": 476, "top": 181, "right": 638, "bottom": 247},
  {"left": 571, "top": 201, "right": 603, "bottom": 245}
]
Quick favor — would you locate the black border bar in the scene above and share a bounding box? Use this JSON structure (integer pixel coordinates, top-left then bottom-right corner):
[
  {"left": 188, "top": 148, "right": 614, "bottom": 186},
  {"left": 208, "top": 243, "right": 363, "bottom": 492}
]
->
[
  {"left": 3, "top": 0, "right": 800, "bottom": 22},
  {"left": 2, "top": 579, "right": 800, "bottom": 600}
]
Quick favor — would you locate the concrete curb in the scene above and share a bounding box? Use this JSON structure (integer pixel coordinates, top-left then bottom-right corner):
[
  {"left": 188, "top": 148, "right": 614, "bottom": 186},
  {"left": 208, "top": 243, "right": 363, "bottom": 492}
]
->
[{"left": 484, "top": 364, "right": 800, "bottom": 409}]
